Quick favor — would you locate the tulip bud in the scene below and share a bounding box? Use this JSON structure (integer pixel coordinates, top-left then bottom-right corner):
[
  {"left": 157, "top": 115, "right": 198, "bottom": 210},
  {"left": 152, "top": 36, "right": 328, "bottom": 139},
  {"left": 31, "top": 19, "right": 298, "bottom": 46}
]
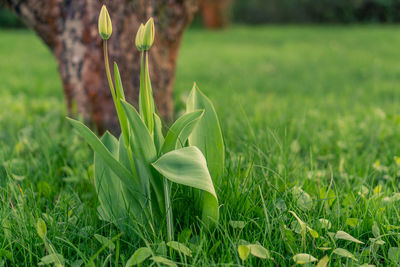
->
[
  {"left": 142, "top": 18, "right": 155, "bottom": 50},
  {"left": 135, "top": 24, "right": 145, "bottom": 51},
  {"left": 98, "top": 5, "right": 112, "bottom": 40}
]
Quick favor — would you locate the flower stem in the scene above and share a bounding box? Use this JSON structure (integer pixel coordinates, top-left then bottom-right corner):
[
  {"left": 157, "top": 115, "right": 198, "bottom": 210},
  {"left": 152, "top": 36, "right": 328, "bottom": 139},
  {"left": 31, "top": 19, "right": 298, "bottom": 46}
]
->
[
  {"left": 103, "top": 40, "right": 117, "bottom": 105},
  {"left": 164, "top": 177, "right": 173, "bottom": 242},
  {"left": 103, "top": 40, "right": 136, "bottom": 176}
]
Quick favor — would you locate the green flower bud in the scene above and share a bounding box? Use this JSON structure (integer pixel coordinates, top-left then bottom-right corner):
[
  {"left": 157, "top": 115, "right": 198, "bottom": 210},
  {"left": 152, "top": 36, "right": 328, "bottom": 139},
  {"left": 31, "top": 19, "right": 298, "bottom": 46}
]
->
[
  {"left": 98, "top": 5, "right": 112, "bottom": 40},
  {"left": 142, "top": 18, "right": 155, "bottom": 50},
  {"left": 135, "top": 24, "right": 145, "bottom": 51}
]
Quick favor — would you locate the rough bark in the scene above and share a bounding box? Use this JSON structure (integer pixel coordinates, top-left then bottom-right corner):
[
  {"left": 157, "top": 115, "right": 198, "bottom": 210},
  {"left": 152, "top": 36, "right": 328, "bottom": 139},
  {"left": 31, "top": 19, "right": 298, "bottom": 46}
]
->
[
  {"left": 2, "top": 0, "right": 198, "bottom": 133},
  {"left": 200, "top": 0, "right": 232, "bottom": 29}
]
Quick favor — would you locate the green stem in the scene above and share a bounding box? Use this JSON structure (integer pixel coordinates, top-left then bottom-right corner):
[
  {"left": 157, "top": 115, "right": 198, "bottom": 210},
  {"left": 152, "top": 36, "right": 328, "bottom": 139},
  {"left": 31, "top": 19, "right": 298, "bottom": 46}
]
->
[
  {"left": 139, "top": 50, "right": 154, "bottom": 135},
  {"left": 103, "top": 40, "right": 136, "bottom": 175},
  {"left": 103, "top": 40, "right": 117, "bottom": 105},
  {"left": 164, "top": 177, "right": 173, "bottom": 242}
]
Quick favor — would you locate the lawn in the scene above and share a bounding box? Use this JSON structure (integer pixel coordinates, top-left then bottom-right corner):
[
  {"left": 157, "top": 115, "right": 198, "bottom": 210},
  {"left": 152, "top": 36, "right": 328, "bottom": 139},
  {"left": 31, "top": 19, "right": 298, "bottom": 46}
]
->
[{"left": 1, "top": 25, "right": 400, "bottom": 266}]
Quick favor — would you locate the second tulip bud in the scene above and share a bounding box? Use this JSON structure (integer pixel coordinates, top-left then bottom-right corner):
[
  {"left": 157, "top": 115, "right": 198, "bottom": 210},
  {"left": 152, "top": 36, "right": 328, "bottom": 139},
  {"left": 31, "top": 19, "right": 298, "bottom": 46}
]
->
[{"left": 136, "top": 18, "right": 155, "bottom": 51}]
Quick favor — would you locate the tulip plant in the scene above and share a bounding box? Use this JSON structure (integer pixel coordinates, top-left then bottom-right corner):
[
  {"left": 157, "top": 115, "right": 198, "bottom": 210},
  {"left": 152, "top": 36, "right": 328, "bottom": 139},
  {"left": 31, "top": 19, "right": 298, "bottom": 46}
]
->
[{"left": 68, "top": 5, "right": 224, "bottom": 241}]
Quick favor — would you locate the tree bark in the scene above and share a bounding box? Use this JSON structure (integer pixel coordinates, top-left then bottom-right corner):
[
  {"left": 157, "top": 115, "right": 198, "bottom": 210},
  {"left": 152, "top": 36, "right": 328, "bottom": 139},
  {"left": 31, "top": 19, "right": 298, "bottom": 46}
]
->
[
  {"left": 2, "top": 0, "right": 198, "bottom": 133},
  {"left": 200, "top": 0, "right": 232, "bottom": 29}
]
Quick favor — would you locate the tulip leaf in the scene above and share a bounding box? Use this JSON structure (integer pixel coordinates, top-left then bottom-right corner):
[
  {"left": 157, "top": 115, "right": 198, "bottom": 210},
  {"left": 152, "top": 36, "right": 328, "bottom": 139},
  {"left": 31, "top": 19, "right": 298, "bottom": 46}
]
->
[
  {"left": 121, "top": 100, "right": 164, "bottom": 211},
  {"left": 186, "top": 84, "right": 224, "bottom": 185},
  {"left": 152, "top": 146, "right": 218, "bottom": 226},
  {"left": 161, "top": 110, "right": 204, "bottom": 153},
  {"left": 68, "top": 118, "right": 138, "bottom": 191},
  {"left": 121, "top": 100, "right": 157, "bottom": 163}
]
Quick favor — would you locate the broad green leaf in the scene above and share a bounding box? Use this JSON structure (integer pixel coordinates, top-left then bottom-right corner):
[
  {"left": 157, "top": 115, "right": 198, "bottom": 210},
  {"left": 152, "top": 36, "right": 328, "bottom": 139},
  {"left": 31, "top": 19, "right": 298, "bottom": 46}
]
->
[
  {"left": 151, "top": 256, "right": 177, "bottom": 267},
  {"left": 36, "top": 218, "right": 47, "bottom": 240},
  {"left": 39, "top": 254, "right": 65, "bottom": 266},
  {"left": 388, "top": 247, "right": 400, "bottom": 264},
  {"left": 95, "top": 133, "right": 146, "bottom": 228},
  {"left": 118, "top": 135, "right": 134, "bottom": 173},
  {"left": 316, "top": 255, "right": 329, "bottom": 267},
  {"left": 67, "top": 119, "right": 137, "bottom": 191},
  {"left": 161, "top": 110, "right": 204, "bottom": 153},
  {"left": 166, "top": 241, "right": 192, "bottom": 257},
  {"left": 186, "top": 84, "right": 224, "bottom": 185},
  {"left": 333, "top": 248, "right": 357, "bottom": 261},
  {"left": 293, "top": 253, "right": 317, "bottom": 264},
  {"left": 69, "top": 120, "right": 150, "bottom": 228},
  {"left": 121, "top": 101, "right": 157, "bottom": 163},
  {"left": 126, "top": 247, "right": 152, "bottom": 266},
  {"left": 121, "top": 101, "right": 164, "bottom": 212},
  {"left": 247, "top": 244, "right": 271, "bottom": 259},
  {"left": 152, "top": 146, "right": 218, "bottom": 226},
  {"left": 94, "top": 234, "right": 115, "bottom": 250},
  {"left": 95, "top": 133, "right": 129, "bottom": 224},
  {"left": 335, "top": 230, "right": 364, "bottom": 244},
  {"left": 238, "top": 245, "right": 250, "bottom": 261}
]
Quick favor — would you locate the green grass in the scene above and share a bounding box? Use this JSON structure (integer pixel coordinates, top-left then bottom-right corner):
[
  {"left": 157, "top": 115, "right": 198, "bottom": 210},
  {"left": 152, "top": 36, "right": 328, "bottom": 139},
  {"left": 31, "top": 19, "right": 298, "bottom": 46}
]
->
[{"left": 1, "top": 25, "right": 400, "bottom": 266}]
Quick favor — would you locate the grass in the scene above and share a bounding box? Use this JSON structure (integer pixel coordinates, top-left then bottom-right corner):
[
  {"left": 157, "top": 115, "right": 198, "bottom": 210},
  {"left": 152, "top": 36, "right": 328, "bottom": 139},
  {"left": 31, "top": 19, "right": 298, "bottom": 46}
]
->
[{"left": 1, "top": 25, "right": 400, "bottom": 266}]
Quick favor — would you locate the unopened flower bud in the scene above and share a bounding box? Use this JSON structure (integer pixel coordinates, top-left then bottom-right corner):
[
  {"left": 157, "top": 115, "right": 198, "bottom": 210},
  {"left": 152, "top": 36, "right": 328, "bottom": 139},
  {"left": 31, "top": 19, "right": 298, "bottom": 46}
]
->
[
  {"left": 135, "top": 24, "right": 145, "bottom": 51},
  {"left": 142, "top": 18, "right": 155, "bottom": 50},
  {"left": 98, "top": 5, "right": 112, "bottom": 40}
]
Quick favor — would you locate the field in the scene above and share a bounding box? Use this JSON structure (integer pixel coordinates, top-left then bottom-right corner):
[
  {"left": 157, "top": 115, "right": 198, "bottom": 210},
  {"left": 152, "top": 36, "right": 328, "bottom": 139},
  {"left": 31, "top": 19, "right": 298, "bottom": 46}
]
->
[{"left": 1, "top": 26, "right": 400, "bottom": 266}]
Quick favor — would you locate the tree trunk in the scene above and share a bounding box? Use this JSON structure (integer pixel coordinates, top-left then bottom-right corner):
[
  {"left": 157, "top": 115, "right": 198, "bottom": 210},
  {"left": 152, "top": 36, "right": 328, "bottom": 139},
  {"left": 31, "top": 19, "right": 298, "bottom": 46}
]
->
[
  {"left": 2, "top": 0, "right": 198, "bottom": 133},
  {"left": 200, "top": 0, "right": 232, "bottom": 29}
]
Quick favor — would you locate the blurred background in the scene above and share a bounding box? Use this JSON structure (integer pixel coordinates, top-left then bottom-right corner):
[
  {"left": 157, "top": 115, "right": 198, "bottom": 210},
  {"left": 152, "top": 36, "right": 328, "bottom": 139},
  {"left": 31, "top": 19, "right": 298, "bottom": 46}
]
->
[
  {"left": 4, "top": 0, "right": 400, "bottom": 28},
  {"left": 201, "top": 0, "right": 400, "bottom": 27},
  {"left": 2, "top": 2, "right": 400, "bottom": 265}
]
